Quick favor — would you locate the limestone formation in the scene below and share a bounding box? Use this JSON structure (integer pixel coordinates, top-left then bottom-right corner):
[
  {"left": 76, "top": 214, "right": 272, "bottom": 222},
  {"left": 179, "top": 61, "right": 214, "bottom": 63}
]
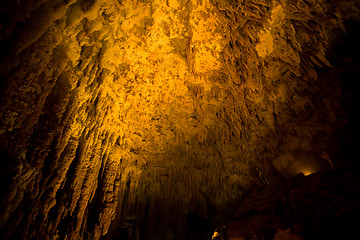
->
[
  {"left": 227, "top": 164, "right": 360, "bottom": 239},
  {"left": 0, "top": 0, "right": 359, "bottom": 239}
]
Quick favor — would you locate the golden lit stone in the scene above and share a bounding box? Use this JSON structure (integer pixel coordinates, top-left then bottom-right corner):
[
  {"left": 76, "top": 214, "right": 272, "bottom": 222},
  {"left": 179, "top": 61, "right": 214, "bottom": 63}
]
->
[{"left": 0, "top": 0, "right": 359, "bottom": 239}]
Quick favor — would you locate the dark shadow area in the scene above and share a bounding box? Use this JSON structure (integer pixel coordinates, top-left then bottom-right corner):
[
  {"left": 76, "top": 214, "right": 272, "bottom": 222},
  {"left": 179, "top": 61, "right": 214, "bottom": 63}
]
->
[
  {"left": 185, "top": 211, "right": 210, "bottom": 240},
  {"left": 316, "top": 20, "right": 360, "bottom": 164},
  {"left": 227, "top": 162, "right": 360, "bottom": 240}
]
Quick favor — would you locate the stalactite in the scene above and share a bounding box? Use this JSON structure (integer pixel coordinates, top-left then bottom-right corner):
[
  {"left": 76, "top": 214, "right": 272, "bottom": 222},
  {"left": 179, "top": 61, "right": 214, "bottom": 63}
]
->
[{"left": 1, "top": 0, "right": 359, "bottom": 239}]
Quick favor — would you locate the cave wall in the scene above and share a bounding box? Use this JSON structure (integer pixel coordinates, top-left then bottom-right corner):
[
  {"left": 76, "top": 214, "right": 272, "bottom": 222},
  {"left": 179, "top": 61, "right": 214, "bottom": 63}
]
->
[
  {"left": 227, "top": 163, "right": 360, "bottom": 240},
  {"left": 0, "top": 0, "right": 359, "bottom": 239}
]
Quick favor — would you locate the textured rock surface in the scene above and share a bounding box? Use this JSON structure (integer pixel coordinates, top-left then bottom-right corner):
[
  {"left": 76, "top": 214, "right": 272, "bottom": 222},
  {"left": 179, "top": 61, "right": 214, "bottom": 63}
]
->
[
  {"left": 0, "top": 0, "right": 359, "bottom": 239},
  {"left": 227, "top": 163, "right": 360, "bottom": 240}
]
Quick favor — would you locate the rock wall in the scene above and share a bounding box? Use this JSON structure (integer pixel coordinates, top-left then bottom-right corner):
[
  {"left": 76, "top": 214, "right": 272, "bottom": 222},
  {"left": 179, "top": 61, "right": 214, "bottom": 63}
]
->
[
  {"left": 0, "top": 0, "right": 359, "bottom": 239},
  {"left": 227, "top": 163, "right": 360, "bottom": 240}
]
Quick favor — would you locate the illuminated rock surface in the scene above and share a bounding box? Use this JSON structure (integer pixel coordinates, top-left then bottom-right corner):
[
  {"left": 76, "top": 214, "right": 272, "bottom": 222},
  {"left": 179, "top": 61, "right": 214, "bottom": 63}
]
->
[{"left": 0, "top": 0, "right": 359, "bottom": 239}]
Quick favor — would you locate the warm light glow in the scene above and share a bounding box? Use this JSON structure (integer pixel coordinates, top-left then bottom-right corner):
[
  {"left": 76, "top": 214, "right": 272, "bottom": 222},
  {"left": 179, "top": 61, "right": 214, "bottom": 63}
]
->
[
  {"left": 299, "top": 168, "right": 314, "bottom": 176},
  {"left": 2, "top": 0, "right": 354, "bottom": 239}
]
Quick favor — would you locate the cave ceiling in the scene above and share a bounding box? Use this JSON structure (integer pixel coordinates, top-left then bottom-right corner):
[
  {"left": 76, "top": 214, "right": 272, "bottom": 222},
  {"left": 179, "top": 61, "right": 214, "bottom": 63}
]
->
[{"left": 0, "top": 0, "right": 359, "bottom": 239}]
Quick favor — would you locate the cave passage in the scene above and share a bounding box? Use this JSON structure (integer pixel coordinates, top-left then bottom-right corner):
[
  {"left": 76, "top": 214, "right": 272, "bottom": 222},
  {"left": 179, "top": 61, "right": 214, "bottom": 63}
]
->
[{"left": 1, "top": 0, "right": 360, "bottom": 239}]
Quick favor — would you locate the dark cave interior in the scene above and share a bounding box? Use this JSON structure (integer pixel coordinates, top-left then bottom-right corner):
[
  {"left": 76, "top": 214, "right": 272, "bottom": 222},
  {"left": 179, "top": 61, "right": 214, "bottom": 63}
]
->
[{"left": 1, "top": 0, "right": 360, "bottom": 240}]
